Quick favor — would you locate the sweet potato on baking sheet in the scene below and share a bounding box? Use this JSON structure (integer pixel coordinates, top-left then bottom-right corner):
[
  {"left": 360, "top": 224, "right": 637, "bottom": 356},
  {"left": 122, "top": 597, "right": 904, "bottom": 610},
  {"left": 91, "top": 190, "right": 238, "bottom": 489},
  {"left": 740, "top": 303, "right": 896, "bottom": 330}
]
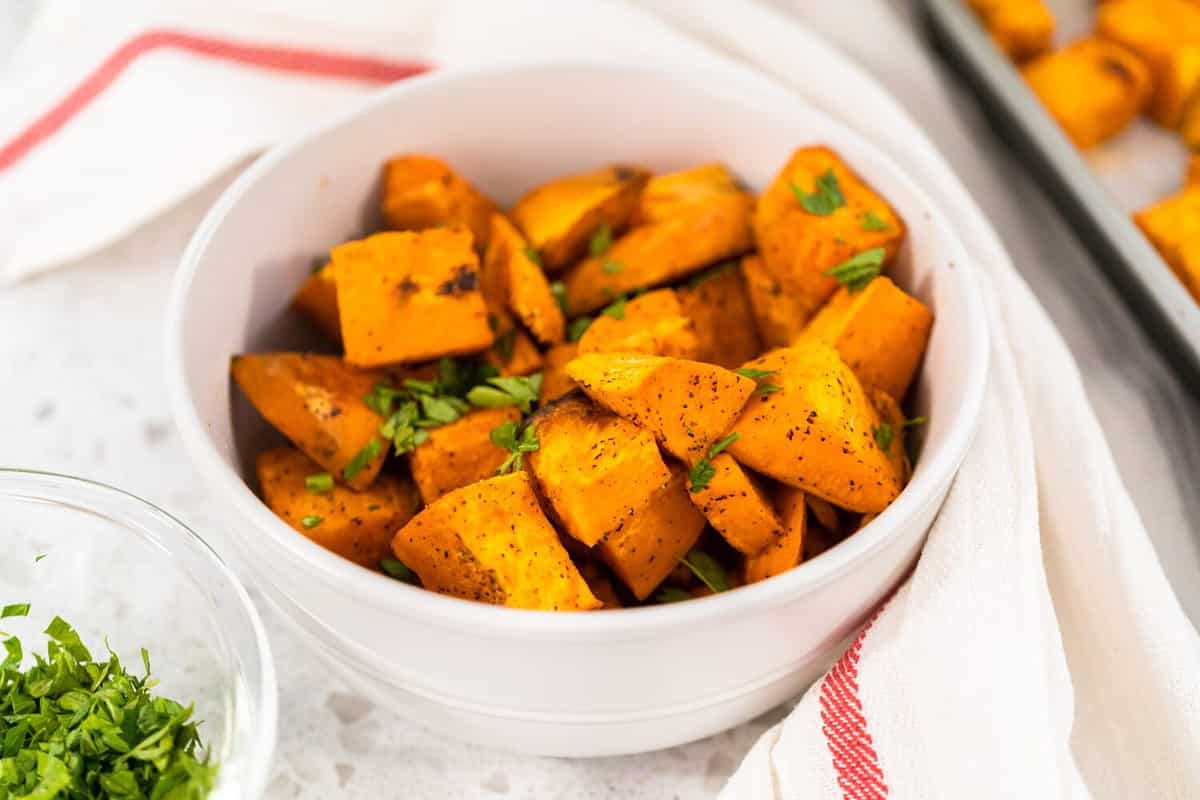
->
[
  {"left": 391, "top": 472, "right": 602, "bottom": 610},
  {"left": 566, "top": 352, "right": 756, "bottom": 463},
  {"left": 689, "top": 454, "right": 783, "bottom": 556},
  {"left": 1134, "top": 187, "right": 1200, "bottom": 303},
  {"left": 511, "top": 165, "right": 650, "bottom": 272},
  {"left": 726, "top": 342, "right": 901, "bottom": 513},
  {"left": 967, "top": 0, "right": 1055, "bottom": 62},
  {"left": 483, "top": 214, "right": 566, "bottom": 345},
  {"left": 292, "top": 263, "right": 341, "bottom": 343},
  {"left": 797, "top": 276, "right": 933, "bottom": 401},
  {"left": 743, "top": 485, "right": 806, "bottom": 584},
  {"left": 257, "top": 447, "right": 419, "bottom": 567},
  {"left": 526, "top": 395, "right": 672, "bottom": 547},
  {"left": 381, "top": 154, "right": 499, "bottom": 248},
  {"left": 1021, "top": 38, "right": 1151, "bottom": 148},
  {"left": 577, "top": 289, "right": 701, "bottom": 360},
  {"left": 408, "top": 407, "right": 523, "bottom": 504},
  {"left": 231, "top": 352, "right": 388, "bottom": 490},
  {"left": 333, "top": 227, "right": 493, "bottom": 367},
  {"left": 597, "top": 467, "right": 708, "bottom": 600},
  {"left": 676, "top": 262, "right": 763, "bottom": 368}
]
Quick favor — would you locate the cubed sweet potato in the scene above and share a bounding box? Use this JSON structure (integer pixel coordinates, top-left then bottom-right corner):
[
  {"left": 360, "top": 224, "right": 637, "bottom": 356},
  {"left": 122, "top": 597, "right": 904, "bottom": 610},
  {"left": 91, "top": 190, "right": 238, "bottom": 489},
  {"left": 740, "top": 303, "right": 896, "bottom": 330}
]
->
[
  {"left": 676, "top": 263, "right": 763, "bottom": 368},
  {"left": 566, "top": 352, "right": 756, "bottom": 463},
  {"left": 797, "top": 276, "right": 933, "bottom": 400},
  {"left": 596, "top": 467, "right": 707, "bottom": 600},
  {"left": 740, "top": 254, "right": 811, "bottom": 348},
  {"left": 743, "top": 485, "right": 806, "bottom": 584},
  {"left": 562, "top": 191, "right": 754, "bottom": 313},
  {"left": 632, "top": 163, "right": 744, "bottom": 225},
  {"left": 1022, "top": 38, "right": 1151, "bottom": 148},
  {"left": 577, "top": 289, "right": 701, "bottom": 360},
  {"left": 484, "top": 313, "right": 544, "bottom": 376},
  {"left": 753, "top": 148, "right": 906, "bottom": 329},
  {"left": 579, "top": 562, "right": 624, "bottom": 610},
  {"left": 526, "top": 395, "right": 672, "bottom": 547},
  {"left": 726, "top": 343, "right": 901, "bottom": 513},
  {"left": 967, "top": 0, "right": 1055, "bottom": 62},
  {"left": 689, "top": 454, "right": 783, "bottom": 556},
  {"left": 292, "top": 263, "right": 341, "bottom": 342},
  {"left": 539, "top": 343, "right": 580, "bottom": 403},
  {"left": 408, "top": 407, "right": 523, "bottom": 504},
  {"left": 333, "top": 227, "right": 493, "bottom": 367},
  {"left": 807, "top": 495, "right": 840, "bottom": 531},
  {"left": 231, "top": 353, "right": 388, "bottom": 490},
  {"left": 483, "top": 214, "right": 565, "bottom": 345},
  {"left": 870, "top": 389, "right": 911, "bottom": 487},
  {"left": 1134, "top": 187, "right": 1200, "bottom": 302},
  {"left": 511, "top": 165, "right": 650, "bottom": 272},
  {"left": 380, "top": 155, "right": 499, "bottom": 249},
  {"left": 391, "top": 472, "right": 602, "bottom": 610},
  {"left": 257, "top": 447, "right": 420, "bottom": 567},
  {"left": 1096, "top": 0, "right": 1200, "bottom": 127}
]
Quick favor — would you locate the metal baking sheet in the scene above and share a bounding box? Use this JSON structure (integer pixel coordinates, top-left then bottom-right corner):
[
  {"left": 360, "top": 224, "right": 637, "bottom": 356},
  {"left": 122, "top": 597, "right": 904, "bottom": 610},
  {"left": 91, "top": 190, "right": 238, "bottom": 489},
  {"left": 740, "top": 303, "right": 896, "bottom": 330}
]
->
[{"left": 922, "top": 0, "right": 1200, "bottom": 390}]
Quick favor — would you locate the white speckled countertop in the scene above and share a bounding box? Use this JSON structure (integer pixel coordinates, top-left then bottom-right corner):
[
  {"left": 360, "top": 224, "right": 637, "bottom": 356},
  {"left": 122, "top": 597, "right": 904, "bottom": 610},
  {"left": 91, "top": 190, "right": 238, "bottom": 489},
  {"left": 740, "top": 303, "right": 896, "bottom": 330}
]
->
[{"left": 2, "top": 3, "right": 1198, "bottom": 798}]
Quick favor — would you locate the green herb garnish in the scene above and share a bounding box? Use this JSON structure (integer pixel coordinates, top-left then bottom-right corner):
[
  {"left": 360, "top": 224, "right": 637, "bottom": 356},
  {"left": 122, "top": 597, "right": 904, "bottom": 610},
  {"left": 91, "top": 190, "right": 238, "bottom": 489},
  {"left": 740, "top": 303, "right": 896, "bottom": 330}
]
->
[
  {"left": 601, "top": 259, "right": 624, "bottom": 275},
  {"left": 1, "top": 604, "right": 30, "bottom": 619},
  {"left": 681, "top": 550, "right": 731, "bottom": 593},
  {"left": 826, "top": 247, "right": 885, "bottom": 292},
  {"left": 491, "top": 421, "right": 540, "bottom": 474},
  {"left": 364, "top": 381, "right": 405, "bottom": 416},
  {"left": 861, "top": 210, "right": 890, "bottom": 231},
  {"left": 600, "top": 296, "right": 627, "bottom": 320},
  {"left": 708, "top": 432, "right": 739, "bottom": 457},
  {"left": 654, "top": 587, "right": 692, "bottom": 604},
  {"left": 789, "top": 169, "right": 845, "bottom": 216},
  {"left": 903, "top": 416, "right": 928, "bottom": 428},
  {"left": 34, "top": 554, "right": 47, "bottom": 563},
  {"left": 566, "top": 317, "right": 593, "bottom": 342},
  {"left": 523, "top": 245, "right": 543, "bottom": 267},
  {"left": 873, "top": 422, "right": 893, "bottom": 451},
  {"left": 304, "top": 473, "right": 333, "bottom": 494},
  {"left": 380, "top": 558, "right": 418, "bottom": 584},
  {"left": 493, "top": 328, "right": 517, "bottom": 364},
  {"left": 550, "top": 281, "right": 569, "bottom": 315},
  {"left": 468, "top": 374, "right": 543, "bottom": 414},
  {"left": 403, "top": 378, "right": 438, "bottom": 397},
  {"left": 301, "top": 515, "right": 324, "bottom": 529},
  {"left": 0, "top": 614, "right": 218, "bottom": 799},
  {"left": 341, "top": 438, "right": 381, "bottom": 481},
  {"left": 736, "top": 367, "right": 782, "bottom": 398},
  {"left": 688, "top": 459, "right": 716, "bottom": 493},
  {"left": 588, "top": 222, "right": 613, "bottom": 257}
]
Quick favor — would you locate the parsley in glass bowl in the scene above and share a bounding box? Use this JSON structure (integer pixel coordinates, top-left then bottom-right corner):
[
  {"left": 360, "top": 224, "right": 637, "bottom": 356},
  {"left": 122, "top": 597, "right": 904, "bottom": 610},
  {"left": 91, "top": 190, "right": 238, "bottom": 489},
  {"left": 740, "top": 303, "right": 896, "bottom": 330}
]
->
[{"left": 0, "top": 470, "right": 276, "bottom": 798}]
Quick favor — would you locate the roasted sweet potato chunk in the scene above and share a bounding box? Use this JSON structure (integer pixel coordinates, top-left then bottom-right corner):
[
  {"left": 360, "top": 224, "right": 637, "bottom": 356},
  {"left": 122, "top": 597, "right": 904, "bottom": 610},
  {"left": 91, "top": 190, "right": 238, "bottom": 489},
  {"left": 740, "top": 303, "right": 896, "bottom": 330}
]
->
[
  {"left": 677, "top": 263, "right": 763, "bottom": 368},
  {"left": 231, "top": 353, "right": 388, "bottom": 490},
  {"left": 743, "top": 485, "right": 806, "bottom": 584},
  {"left": 391, "top": 472, "right": 602, "bottom": 610},
  {"left": 870, "top": 389, "right": 912, "bottom": 487},
  {"left": 597, "top": 467, "right": 707, "bottom": 600},
  {"left": 797, "top": 276, "right": 933, "bottom": 400},
  {"left": 1134, "top": 187, "right": 1200, "bottom": 303},
  {"left": 292, "top": 263, "right": 341, "bottom": 342},
  {"left": 526, "top": 396, "right": 672, "bottom": 546},
  {"left": 483, "top": 214, "right": 565, "bottom": 345},
  {"left": 333, "top": 227, "right": 493, "bottom": 367},
  {"left": 408, "top": 407, "right": 523, "bottom": 504},
  {"left": 580, "top": 563, "right": 624, "bottom": 609},
  {"left": 741, "top": 254, "right": 810, "bottom": 348},
  {"left": 566, "top": 352, "right": 755, "bottom": 463},
  {"left": 1096, "top": 0, "right": 1200, "bottom": 127},
  {"left": 539, "top": 343, "right": 580, "bottom": 403},
  {"left": 1022, "top": 38, "right": 1151, "bottom": 148},
  {"left": 726, "top": 343, "right": 901, "bottom": 513},
  {"left": 511, "top": 165, "right": 650, "bottom": 272},
  {"left": 484, "top": 313, "right": 544, "bottom": 376},
  {"left": 753, "top": 147, "right": 906, "bottom": 326},
  {"left": 689, "top": 455, "right": 783, "bottom": 556},
  {"left": 632, "top": 163, "right": 744, "bottom": 225},
  {"left": 380, "top": 155, "right": 499, "bottom": 248},
  {"left": 807, "top": 495, "right": 840, "bottom": 531},
  {"left": 577, "top": 289, "right": 701, "bottom": 360},
  {"left": 967, "top": 0, "right": 1055, "bottom": 62},
  {"left": 257, "top": 447, "right": 419, "bottom": 567}
]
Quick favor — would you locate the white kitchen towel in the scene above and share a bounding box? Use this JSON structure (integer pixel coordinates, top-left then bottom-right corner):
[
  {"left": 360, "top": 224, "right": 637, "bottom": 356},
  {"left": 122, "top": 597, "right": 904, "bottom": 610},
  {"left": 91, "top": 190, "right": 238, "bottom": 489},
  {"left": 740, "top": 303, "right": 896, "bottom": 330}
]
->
[{"left": 2, "top": 1, "right": 1198, "bottom": 798}]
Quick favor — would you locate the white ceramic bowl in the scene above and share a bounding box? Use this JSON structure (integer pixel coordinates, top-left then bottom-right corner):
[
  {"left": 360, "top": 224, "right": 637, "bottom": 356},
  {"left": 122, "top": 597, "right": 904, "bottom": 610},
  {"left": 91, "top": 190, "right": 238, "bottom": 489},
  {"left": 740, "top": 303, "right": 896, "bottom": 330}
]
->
[{"left": 167, "top": 62, "right": 988, "bottom": 757}]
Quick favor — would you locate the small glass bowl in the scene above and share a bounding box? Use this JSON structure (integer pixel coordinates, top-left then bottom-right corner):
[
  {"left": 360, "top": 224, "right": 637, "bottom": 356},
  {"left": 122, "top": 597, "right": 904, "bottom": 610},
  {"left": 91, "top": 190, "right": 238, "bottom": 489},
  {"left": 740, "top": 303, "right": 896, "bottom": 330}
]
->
[{"left": 0, "top": 469, "right": 277, "bottom": 798}]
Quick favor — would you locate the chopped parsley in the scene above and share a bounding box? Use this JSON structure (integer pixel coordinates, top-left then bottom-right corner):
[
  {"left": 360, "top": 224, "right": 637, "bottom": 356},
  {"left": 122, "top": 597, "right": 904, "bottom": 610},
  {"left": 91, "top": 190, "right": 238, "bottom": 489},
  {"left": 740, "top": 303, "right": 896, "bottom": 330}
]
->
[
  {"left": 380, "top": 558, "right": 418, "bottom": 584},
  {"left": 688, "top": 459, "right": 716, "bottom": 493},
  {"left": 304, "top": 473, "right": 334, "bottom": 493},
  {"left": 873, "top": 422, "right": 894, "bottom": 451},
  {"left": 903, "top": 416, "right": 929, "bottom": 428},
  {"left": 789, "top": 169, "right": 845, "bottom": 216},
  {"left": 467, "top": 374, "right": 543, "bottom": 413},
  {"left": 736, "top": 367, "right": 782, "bottom": 398},
  {"left": 523, "top": 245, "right": 543, "bottom": 267},
  {"left": 681, "top": 550, "right": 731, "bottom": 593},
  {"left": 654, "top": 587, "right": 692, "bottom": 604},
  {"left": 861, "top": 210, "right": 890, "bottom": 231},
  {"left": 566, "top": 316, "right": 593, "bottom": 342},
  {"left": 708, "top": 432, "right": 740, "bottom": 457},
  {"left": 341, "top": 438, "right": 381, "bottom": 481},
  {"left": 600, "top": 296, "right": 627, "bottom": 320},
  {"left": 550, "top": 281, "right": 569, "bottom": 314},
  {"left": 1, "top": 603, "right": 30, "bottom": 619},
  {"left": 588, "top": 222, "right": 613, "bottom": 257},
  {"left": 301, "top": 515, "right": 324, "bottom": 529},
  {"left": 826, "top": 247, "right": 885, "bottom": 292},
  {"left": 490, "top": 421, "right": 540, "bottom": 474},
  {"left": 493, "top": 328, "right": 517, "bottom": 364}
]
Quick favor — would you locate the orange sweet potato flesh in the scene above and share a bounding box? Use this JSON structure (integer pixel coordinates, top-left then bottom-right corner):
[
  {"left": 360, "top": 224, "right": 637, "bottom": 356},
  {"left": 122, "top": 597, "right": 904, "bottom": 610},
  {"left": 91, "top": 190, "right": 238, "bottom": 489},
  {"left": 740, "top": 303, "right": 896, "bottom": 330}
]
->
[
  {"left": 807, "top": 495, "right": 840, "bottom": 531},
  {"left": 483, "top": 214, "right": 566, "bottom": 345},
  {"left": 1096, "top": 0, "right": 1200, "bottom": 127},
  {"left": 870, "top": 389, "right": 912, "bottom": 487},
  {"left": 740, "top": 254, "right": 811, "bottom": 348},
  {"left": 676, "top": 263, "right": 762, "bottom": 368},
  {"left": 689, "top": 454, "right": 783, "bottom": 556},
  {"left": 797, "top": 276, "right": 933, "bottom": 401},
  {"left": 744, "top": 485, "right": 806, "bottom": 584},
  {"left": 231, "top": 353, "right": 388, "bottom": 490},
  {"left": 1134, "top": 187, "right": 1200, "bottom": 303},
  {"left": 539, "top": 343, "right": 579, "bottom": 403},
  {"left": 391, "top": 472, "right": 602, "bottom": 610},
  {"left": 511, "top": 165, "right": 651, "bottom": 272},
  {"left": 257, "top": 447, "right": 419, "bottom": 567},
  {"left": 562, "top": 190, "right": 754, "bottom": 313},
  {"left": 483, "top": 312, "right": 544, "bottom": 376},
  {"left": 753, "top": 146, "right": 906, "bottom": 325},
  {"left": 333, "top": 227, "right": 493, "bottom": 367},
  {"left": 292, "top": 263, "right": 341, "bottom": 342},
  {"left": 566, "top": 352, "right": 756, "bottom": 463},
  {"left": 380, "top": 154, "right": 499, "bottom": 249},
  {"left": 408, "top": 407, "right": 523, "bottom": 504},
  {"left": 726, "top": 343, "right": 901, "bottom": 513},
  {"left": 967, "top": 0, "right": 1055, "bottom": 62},
  {"left": 526, "top": 395, "right": 672, "bottom": 547},
  {"left": 597, "top": 467, "right": 708, "bottom": 600},
  {"left": 580, "top": 562, "right": 624, "bottom": 610},
  {"left": 577, "top": 289, "right": 701, "bottom": 360},
  {"left": 632, "top": 162, "right": 744, "bottom": 225}
]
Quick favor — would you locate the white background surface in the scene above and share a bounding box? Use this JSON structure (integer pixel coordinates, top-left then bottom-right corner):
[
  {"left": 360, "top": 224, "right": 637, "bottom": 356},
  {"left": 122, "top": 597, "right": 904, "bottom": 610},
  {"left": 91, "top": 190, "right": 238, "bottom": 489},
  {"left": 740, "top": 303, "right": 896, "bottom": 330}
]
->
[{"left": 1, "top": 2, "right": 1197, "bottom": 797}]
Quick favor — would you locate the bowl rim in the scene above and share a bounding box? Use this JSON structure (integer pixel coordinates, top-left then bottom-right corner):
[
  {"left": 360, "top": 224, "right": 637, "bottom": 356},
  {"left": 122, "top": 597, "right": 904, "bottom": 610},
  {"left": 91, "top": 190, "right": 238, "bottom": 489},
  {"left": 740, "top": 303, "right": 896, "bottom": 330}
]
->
[
  {"left": 0, "top": 468, "right": 279, "bottom": 794},
  {"left": 166, "top": 61, "right": 990, "bottom": 640}
]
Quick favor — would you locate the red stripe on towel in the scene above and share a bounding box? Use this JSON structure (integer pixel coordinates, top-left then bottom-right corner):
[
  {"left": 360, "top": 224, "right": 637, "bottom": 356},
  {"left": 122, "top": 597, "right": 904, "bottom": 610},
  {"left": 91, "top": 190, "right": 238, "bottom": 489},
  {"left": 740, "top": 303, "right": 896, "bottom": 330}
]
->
[
  {"left": 820, "top": 609, "right": 889, "bottom": 800},
  {"left": 0, "top": 29, "right": 430, "bottom": 172}
]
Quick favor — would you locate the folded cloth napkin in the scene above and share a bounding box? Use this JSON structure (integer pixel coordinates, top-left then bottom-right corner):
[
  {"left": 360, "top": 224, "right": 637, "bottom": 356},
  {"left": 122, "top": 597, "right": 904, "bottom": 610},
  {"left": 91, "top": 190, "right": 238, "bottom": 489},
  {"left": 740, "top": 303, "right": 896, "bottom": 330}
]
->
[{"left": 3, "top": 1, "right": 1197, "bottom": 797}]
